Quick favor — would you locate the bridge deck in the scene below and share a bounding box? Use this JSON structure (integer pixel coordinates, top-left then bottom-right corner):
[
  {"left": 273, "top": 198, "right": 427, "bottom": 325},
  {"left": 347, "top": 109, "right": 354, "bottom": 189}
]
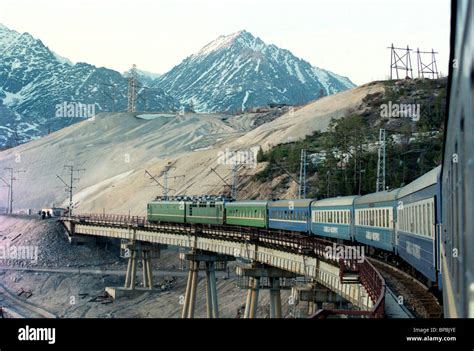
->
[{"left": 60, "top": 213, "right": 386, "bottom": 317}]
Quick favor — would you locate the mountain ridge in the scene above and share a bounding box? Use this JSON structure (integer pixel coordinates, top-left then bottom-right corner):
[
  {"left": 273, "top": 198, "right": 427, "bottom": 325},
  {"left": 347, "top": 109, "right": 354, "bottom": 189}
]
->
[{"left": 154, "top": 30, "right": 355, "bottom": 112}]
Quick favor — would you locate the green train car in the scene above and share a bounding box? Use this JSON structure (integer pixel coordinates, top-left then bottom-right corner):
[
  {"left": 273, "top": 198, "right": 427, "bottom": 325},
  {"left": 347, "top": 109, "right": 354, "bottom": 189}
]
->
[
  {"left": 186, "top": 200, "right": 225, "bottom": 225},
  {"left": 146, "top": 199, "right": 269, "bottom": 228},
  {"left": 147, "top": 200, "right": 186, "bottom": 223},
  {"left": 225, "top": 201, "right": 268, "bottom": 228}
]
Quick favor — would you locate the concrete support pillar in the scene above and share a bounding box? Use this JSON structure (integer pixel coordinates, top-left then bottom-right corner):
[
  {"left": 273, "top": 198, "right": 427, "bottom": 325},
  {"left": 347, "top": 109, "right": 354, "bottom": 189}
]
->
[
  {"left": 207, "top": 261, "right": 219, "bottom": 318},
  {"left": 142, "top": 250, "right": 148, "bottom": 288},
  {"left": 249, "top": 277, "right": 260, "bottom": 318},
  {"left": 124, "top": 252, "right": 132, "bottom": 288},
  {"left": 130, "top": 250, "right": 137, "bottom": 290},
  {"left": 181, "top": 265, "right": 193, "bottom": 318},
  {"left": 180, "top": 251, "right": 233, "bottom": 318},
  {"left": 146, "top": 251, "right": 153, "bottom": 289},
  {"left": 181, "top": 260, "right": 200, "bottom": 318},
  {"left": 243, "top": 282, "right": 252, "bottom": 318},
  {"left": 269, "top": 277, "right": 282, "bottom": 318},
  {"left": 205, "top": 262, "right": 213, "bottom": 318},
  {"left": 188, "top": 260, "right": 200, "bottom": 318}
]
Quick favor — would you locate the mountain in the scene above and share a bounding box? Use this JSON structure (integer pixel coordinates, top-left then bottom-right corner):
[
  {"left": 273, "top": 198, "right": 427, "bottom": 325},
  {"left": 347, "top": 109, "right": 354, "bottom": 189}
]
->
[
  {"left": 135, "top": 69, "right": 162, "bottom": 87},
  {"left": 154, "top": 30, "right": 356, "bottom": 112},
  {"left": 0, "top": 24, "right": 179, "bottom": 147}
]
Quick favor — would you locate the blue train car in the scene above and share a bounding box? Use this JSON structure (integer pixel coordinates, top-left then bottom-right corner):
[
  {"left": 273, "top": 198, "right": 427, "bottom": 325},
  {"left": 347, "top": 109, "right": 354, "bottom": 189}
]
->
[
  {"left": 268, "top": 199, "right": 313, "bottom": 233},
  {"left": 310, "top": 196, "right": 359, "bottom": 241},
  {"left": 354, "top": 189, "right": 400, "bottom": 252},
  {"left": 396, "top": 166, "right": 441, "bottom": 284}
]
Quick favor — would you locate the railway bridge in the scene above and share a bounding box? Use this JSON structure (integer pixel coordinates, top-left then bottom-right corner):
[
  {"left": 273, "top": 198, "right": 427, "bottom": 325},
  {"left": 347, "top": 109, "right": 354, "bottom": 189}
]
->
[{"left": 60, "top": 213, "right": 386, "bottom": 318}]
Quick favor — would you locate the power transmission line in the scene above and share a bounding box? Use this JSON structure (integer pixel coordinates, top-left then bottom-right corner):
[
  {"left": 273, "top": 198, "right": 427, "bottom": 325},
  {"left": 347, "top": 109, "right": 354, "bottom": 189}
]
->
[
  {"left": 3, "top": 167, "right": 26, "bottom": 214},
  {"left": 56, "top": 165, "right": 85, "bottom": 216},
  {"left": 376, "top": 129, "right": 386, "bottom": 192},
  {"left": 298, "top": 149, "right": 308, "bottom": 199}
]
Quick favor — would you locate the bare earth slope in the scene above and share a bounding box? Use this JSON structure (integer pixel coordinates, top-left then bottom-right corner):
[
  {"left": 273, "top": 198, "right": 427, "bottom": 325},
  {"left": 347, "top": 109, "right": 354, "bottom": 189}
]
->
[{"left": 0, "top": 82, "right": 384, "bottom": 215}]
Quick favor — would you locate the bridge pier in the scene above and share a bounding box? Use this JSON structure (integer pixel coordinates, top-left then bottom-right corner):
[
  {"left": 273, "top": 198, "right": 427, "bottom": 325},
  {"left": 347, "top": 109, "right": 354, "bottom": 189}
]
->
[
  {"left": 180, "top": 251, "right": 234, "bottom": 318},
  {"left": 107, "top": 241, "right": 165, "bottom": 299},
  {"left": 237, "top": 265, "right": 296, "bottom": 318},
  {"left": 292, "top": 281, "right": 347, "bottom": 316}
]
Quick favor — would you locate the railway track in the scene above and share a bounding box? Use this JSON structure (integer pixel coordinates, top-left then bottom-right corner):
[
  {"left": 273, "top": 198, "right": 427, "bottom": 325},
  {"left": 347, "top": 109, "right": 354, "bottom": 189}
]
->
[
  {"left": 0, "top": 282, "right": 57, "bottom": 319},
  {"left": 370, "top": 259, "right": 442, "bottom": 318}
]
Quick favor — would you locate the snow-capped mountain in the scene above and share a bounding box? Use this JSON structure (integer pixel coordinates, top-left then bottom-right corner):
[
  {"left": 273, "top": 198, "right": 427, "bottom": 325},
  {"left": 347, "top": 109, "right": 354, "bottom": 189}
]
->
[
  {"left": 154, "top": 30, "right": 355, "bottom": 112},
  {"left": 0, "top": 24, "right": 179, "bottom": 147}
]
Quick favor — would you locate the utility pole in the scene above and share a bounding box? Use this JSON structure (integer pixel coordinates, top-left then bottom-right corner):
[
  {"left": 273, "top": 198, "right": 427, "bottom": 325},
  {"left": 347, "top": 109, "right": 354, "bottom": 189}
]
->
[
  {"left": 145, "top": 164, "right": 185, "bottom": 200},
  {"left": 127, "top": 64, "right": 140, "bottom": 113},
  {"left": 388, "top": 44, "right": 413, "bottom": 79},
  {"left": 326, "top": 171, "right": 331, "bottom": 198},
  {"left": 376, "top": 129, "right": 386, "bottom": 192},
  {"left": 0, "top": 177, "right": 10, "bottom": 214},
  {"left": 3, "top": 167, "right": 25, "bottom": 214},
  {"left": 231, "top": 163, "right": 239, "bottom": 200},
  {"left": 416, "top": 48, "right": 439, "bottom": 79},
  {"left": 210, "top": 167, "right": 234, "bottom": 199},
  {"left": 57, "top": 165, "right": 85, "bottom": 216},
  {"left": 161, "top": 163, "right": 185, "bottom": 200},
  {"left": 298, "top": 149, "right": 308, "bottom": 199}
]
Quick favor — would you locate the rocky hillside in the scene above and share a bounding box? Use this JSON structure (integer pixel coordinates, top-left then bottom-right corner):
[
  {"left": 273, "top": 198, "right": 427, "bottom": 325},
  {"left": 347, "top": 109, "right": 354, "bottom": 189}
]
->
[{"left": 0, "top": 24, "right": 179, "bottom": 147}]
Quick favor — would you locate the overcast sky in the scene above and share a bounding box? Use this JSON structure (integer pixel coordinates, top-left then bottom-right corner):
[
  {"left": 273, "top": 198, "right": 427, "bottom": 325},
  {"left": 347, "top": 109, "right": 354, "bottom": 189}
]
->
[{"left": 1, "top": 0, "right": 451, "bottom": 85}]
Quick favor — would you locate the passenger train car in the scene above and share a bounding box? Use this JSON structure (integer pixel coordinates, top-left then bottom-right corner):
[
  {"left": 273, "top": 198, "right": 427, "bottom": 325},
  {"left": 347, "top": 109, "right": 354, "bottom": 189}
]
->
[
  {"left": 267, "top": 199, "right": 312, "bottom": 233},
  {"left": 354, "top": 190, "right": 400, "bottom": 252},
  {"left": 440, "top": 0, "right": 473, "bottom": 318},
  {"left": 146, "top": 2, "right": 473, "bottom": 318},
  {"left": 310, "top": 196, "right": 358, "bottom": 241},
  {"left": 147, "top": 172, "right": 442, "bottom": 289},
  {"left": 397, "top": 166, "right": 442, "bottom": 285}
]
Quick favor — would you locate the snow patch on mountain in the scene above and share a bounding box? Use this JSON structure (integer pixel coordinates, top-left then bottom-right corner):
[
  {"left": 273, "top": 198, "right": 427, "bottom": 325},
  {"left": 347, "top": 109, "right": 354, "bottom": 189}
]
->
[{"left": 155, "top": 30, "right": 356, "bottom": 112}]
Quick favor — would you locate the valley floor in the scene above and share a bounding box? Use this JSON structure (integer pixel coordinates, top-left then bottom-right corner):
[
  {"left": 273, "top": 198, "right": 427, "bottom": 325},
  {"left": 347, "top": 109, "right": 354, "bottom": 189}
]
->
[{"left": 0, "top": 215, "right": 294, "bottom": 318}]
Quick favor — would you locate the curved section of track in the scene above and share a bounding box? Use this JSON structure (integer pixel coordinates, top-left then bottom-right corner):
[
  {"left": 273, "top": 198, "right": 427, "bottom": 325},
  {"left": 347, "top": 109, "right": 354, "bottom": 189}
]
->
[{"left": 370, "top": 259, "right": 442, "bottom": 318}]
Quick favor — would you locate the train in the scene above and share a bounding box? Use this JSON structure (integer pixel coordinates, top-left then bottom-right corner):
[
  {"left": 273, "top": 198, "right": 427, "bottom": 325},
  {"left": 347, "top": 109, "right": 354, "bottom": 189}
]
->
[
  {"left": 147, "top": 0, "right": 474, "bottom": 318},
  {"left": 440, "top": 0, "right": 473, "bottom": 318},
  {"left": 147, "top": 165, "right": 443, "bottom": 289}
]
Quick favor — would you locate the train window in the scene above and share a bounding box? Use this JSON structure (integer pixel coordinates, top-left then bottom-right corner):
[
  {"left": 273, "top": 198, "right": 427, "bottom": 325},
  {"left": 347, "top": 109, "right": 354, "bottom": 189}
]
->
[
  {"left": 423, "top": 204, "right": 427, "bottom": 236},
  {"left": 414, "top": 205, "right": 420, "bottom": 234},
  {"left": 427, "top": 203, "right": 432, "bottom": 237}
]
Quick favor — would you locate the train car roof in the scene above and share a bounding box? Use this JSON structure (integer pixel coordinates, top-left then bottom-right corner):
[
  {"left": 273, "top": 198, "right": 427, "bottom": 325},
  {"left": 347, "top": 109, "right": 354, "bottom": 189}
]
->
[
  {"left": 148, "top": 200, "right": 225, "bottom": 204},
  {"left": 397, "top": 166, "right": 441, "bottom": 199},
  {"left": 312, "top": 195, "right": 359, "bottom": 207},
  {"left": 268, "top": 199, "right": 314, "bottom": 207},
  {"left": 226, "top": 201, "right": 268, "bottom": 207},
  {"left": 354, "top": 189, "right": 401, "bottom": 205}
]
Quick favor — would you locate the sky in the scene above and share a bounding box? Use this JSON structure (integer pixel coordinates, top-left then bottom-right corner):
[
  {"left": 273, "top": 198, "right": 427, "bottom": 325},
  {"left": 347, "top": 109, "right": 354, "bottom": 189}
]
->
[{"left": 1, "top": 0, "right": 451, "bottom": 85}]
